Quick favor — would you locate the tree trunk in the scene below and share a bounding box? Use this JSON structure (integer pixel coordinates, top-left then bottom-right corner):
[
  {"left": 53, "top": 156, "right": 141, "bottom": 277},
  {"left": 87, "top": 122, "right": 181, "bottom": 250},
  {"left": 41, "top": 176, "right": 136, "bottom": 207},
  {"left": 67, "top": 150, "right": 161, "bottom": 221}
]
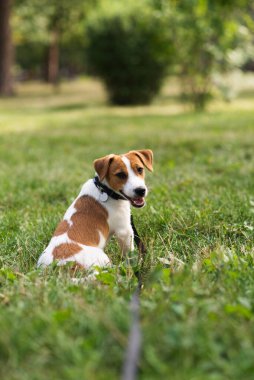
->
[
  {"left": 47, "top": 29, "right": 59, "bottom": 85},
  {"left": 0, "top": 0, "right": 14, "bottom": 96}
]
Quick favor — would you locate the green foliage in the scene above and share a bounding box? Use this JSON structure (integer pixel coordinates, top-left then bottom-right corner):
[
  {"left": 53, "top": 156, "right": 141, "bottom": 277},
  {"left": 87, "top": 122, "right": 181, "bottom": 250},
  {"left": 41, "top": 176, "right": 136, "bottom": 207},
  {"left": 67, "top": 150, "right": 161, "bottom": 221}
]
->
[
  {"left": 13, "top": 0, "right": 96, "bottom": 77},
  {"left": 172, "top": 0, "right": 252, "bottom": 109},
  {"left": 153, "top": 0, "right": 253, "bottom": 110},
  {"left": 85, "top": 1, "right": 173, "bottom": 105},
  {"left": 12, "top": 0, "right": 254, "bottom": 105},
  {"left": 13, "top": 0, "right": 92, "bottom": 39}
]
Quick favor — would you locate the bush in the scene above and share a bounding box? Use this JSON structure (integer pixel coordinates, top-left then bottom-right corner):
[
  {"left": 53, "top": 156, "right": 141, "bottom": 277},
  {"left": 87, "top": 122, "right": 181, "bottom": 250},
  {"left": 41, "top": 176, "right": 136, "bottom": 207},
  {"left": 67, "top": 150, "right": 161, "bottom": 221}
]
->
[{"left": 85, "top": 1, "right": 173, "bottom": 105}]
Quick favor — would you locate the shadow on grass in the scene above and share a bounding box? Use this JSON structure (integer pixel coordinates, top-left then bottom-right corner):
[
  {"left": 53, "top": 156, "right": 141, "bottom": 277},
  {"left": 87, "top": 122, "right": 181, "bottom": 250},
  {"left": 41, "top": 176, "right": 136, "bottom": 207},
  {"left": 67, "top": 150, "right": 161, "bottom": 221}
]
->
[
  {"left": 46, "top": 103, "right": 89, "bottom": 112},
  {"left": 156, "top": 93, "right": 183, "bottom": 104}
]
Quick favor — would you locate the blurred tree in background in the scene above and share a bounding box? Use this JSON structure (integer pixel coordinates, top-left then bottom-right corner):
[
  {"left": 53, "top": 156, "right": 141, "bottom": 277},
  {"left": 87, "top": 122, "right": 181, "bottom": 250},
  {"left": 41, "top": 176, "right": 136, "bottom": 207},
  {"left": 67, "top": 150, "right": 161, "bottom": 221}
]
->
[
  {"left": 242, "top": 1, "right": 254, "bottom": 71},
  {"left": 153, "top": 0, "right": 253, "bottom": 109},
  {"left": 84, "top": 0, "right": 253, "bottom": 107},
  {"left": 13, "top": 0, "right": 96, "bottom": 84},
  {"left": 0, "top": 0, "right": 253, "bottom": 107},
  {"left": 0, "top": 0, "right": 14, "bottom": 96}
]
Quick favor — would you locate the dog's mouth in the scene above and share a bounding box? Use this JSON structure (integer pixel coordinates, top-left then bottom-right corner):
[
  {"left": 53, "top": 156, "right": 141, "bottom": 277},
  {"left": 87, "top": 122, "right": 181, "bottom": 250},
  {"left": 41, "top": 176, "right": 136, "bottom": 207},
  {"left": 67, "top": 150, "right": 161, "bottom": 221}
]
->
[{"left": 120, "top": 191, "right": 145, "bottom": 208}]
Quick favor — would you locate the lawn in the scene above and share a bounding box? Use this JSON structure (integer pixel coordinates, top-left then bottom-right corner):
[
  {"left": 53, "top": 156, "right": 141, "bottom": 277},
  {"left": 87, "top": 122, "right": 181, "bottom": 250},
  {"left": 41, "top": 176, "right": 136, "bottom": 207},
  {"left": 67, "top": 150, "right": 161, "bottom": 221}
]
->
[{"left": 0, "top": 77, "right": 254, "bottom": 380}]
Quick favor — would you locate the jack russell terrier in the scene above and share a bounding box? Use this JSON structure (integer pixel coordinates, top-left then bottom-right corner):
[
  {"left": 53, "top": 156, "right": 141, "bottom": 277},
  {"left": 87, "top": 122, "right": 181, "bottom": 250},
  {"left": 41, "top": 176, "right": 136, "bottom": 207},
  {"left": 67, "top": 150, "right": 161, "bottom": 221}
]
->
[{"left": 37, "top": 149, "right": 153, "bottom": 269}]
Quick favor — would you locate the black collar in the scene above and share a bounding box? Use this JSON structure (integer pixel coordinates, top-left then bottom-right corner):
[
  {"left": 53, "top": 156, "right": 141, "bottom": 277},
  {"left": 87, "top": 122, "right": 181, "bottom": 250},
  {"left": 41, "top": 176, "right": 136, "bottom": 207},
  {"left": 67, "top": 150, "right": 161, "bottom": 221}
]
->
[{"left": 93, "top": 176, "right": 127, "bottom": 201}]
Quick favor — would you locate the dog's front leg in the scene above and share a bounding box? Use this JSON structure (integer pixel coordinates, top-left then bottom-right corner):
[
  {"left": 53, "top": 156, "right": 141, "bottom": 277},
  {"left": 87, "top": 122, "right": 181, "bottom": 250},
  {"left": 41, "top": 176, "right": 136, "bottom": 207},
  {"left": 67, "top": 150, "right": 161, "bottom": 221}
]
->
[{"left": 116, "top": 228, "right": 134, "bottom": 257}]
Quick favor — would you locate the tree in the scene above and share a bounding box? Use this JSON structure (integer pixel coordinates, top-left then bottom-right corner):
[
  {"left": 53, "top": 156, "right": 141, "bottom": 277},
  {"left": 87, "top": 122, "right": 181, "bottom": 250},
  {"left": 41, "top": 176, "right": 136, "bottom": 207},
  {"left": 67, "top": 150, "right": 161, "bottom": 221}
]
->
[
  {"left": 170, "top": 0, "right": 252, "bottom": 110},
  {"left": 153, "top": 0, "right": 252, "bottom": 110},
  {"left": 14, "top": 0, "right": 96, "bottom": 85},
  {"left": 0, "top": 0, "right": 14, "bottom": 96}
]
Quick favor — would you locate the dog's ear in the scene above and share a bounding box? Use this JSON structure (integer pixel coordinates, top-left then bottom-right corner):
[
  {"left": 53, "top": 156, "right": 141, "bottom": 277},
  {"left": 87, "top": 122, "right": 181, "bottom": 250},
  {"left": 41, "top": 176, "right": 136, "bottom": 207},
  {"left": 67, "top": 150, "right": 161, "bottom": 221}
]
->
[
  {"left": 132, "top": 149, "right": 153, "bottom": 172},
  {"left": 93, "top": 154, "right": 115, "bottom": 181}
]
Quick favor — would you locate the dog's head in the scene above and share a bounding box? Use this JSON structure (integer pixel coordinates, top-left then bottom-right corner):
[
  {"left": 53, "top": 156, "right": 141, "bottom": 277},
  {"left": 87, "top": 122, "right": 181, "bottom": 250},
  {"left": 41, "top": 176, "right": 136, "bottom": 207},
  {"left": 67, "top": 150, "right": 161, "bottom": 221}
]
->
[{"left": 94, "top": 149, "right": 153, "bottom": 208}]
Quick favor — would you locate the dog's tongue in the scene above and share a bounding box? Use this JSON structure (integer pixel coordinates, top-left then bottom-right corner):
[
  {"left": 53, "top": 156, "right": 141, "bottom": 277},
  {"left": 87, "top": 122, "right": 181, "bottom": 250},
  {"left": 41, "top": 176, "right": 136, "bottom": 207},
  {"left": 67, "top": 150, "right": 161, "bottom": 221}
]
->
[{"left": 132, "top": 197, "right": 144, "bottom": 206}]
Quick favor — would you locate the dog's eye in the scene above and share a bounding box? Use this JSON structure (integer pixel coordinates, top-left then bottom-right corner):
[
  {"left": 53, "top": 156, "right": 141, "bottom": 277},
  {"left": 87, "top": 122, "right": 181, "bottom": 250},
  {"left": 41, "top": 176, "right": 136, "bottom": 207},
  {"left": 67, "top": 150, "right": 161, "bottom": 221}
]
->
[
  {"left": 116, "top": 172, "right": 127, "bottom": 180},
  {"left": 137, "top": 167, "right": 143, "bottom": 174}
]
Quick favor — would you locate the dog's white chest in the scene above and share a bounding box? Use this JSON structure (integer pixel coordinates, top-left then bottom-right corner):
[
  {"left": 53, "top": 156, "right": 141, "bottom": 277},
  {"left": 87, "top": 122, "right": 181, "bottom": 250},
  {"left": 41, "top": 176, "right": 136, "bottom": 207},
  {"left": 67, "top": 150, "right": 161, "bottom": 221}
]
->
[{"left": 104, "top": 199, "right": 131, "bottom": 236}]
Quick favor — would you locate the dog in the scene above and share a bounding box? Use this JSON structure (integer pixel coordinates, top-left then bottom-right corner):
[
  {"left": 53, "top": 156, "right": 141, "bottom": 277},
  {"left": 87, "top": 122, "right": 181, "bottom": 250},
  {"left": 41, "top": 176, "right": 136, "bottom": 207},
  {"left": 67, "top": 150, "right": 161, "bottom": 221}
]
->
[{"left": 37, "top": 149, "right": 153, "bottom": 269}]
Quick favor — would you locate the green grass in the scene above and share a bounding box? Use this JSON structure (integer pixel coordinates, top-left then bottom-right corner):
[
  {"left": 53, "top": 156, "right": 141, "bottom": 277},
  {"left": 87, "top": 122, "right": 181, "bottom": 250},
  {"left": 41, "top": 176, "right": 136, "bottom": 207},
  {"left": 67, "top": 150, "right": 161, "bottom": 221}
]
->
[{"left": 0, "top": 77, "right": 254, "bottom": 379}]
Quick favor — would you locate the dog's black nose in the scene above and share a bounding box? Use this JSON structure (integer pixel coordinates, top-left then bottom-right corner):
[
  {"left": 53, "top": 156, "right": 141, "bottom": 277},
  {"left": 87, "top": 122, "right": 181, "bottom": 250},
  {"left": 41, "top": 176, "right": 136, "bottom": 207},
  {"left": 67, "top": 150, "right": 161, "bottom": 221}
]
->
[{"left": 134, "top": 187, "right": 146, "bottom": 197}]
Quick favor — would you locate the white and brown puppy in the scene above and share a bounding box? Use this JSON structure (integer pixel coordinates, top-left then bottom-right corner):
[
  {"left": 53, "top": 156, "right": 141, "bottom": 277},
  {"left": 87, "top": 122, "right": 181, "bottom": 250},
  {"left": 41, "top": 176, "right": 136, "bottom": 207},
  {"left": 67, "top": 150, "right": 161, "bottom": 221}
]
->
[{"left": 37, "top": 149, "right": 153, "bottom": 269}]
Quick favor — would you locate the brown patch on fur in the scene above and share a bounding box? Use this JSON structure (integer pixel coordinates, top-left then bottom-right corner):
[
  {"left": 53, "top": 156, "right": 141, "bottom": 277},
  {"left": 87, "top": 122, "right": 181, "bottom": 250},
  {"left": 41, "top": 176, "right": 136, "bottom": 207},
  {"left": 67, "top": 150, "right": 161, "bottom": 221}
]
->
[
  {"left": 93, "top": 154, "right": 115, "bottom": 181},
  {"left": 127, "top": 149, "right": 153, "bottom": 172},
  {"left": 53, "top": 220, "right": 69, "bottom": 236},
  {"left": 125, "top": 152, "right": 145, "bottom": 178},
  {"left": 53, "top": 243, "right": 81, "bottom": 259},
  {"left": 67, "top": 195, "right": 109, "bottom": 246},
  {"left": 106, "top": 155, "right": 128, "bottom": 192}
]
